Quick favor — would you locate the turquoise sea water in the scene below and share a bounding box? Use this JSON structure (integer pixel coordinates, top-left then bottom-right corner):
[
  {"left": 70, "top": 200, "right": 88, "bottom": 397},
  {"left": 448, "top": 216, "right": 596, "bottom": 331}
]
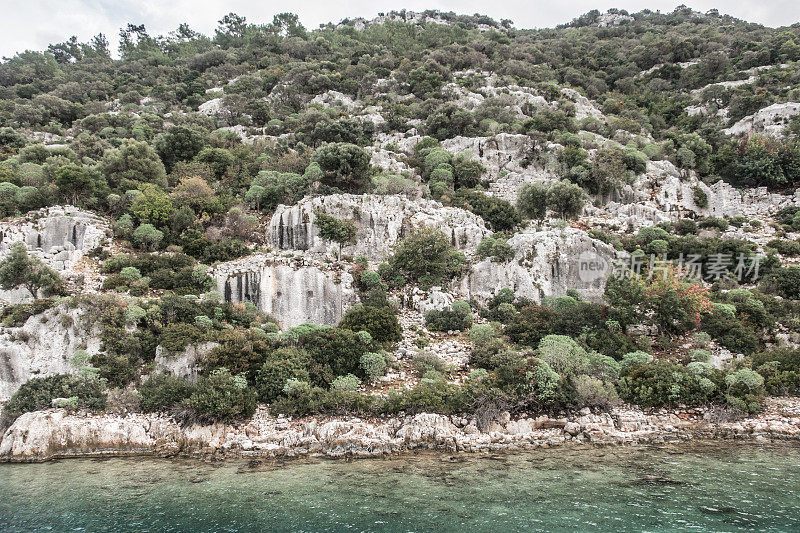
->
[{"left": 1, "top": 442, "right": 799, "bottom": 532}]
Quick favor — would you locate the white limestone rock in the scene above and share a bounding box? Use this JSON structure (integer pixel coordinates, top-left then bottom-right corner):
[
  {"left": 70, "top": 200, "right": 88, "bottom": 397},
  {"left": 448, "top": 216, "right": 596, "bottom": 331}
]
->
[
  {"left": 198, "top": 97, "right": 224, "bottom": 116},
  {"left": 154, "top": 342, "right": 219, "bottom": 383},
  {"left": 456, "top": 227, "right": 617, "bottom": 304},
  {"left": 211, "top": 253, "right": 356, "bottom": 328},
  {"left": 309, "top": 90, "right": 356, "bottom": 111},
  {"left": 724, "top": 102, "right": 800, "bottom": 136},
  {"left": 441, "top": 134, "right": 561, "bottom": 202},
  {"left": 268, "top": 194, "right": 490, "bottom": 261},
  {"left": 0, "top": 206, "right": 110, "bottom": 273},
  {"left": 0, "top": 303, "right": 101, "bottom": 404}
]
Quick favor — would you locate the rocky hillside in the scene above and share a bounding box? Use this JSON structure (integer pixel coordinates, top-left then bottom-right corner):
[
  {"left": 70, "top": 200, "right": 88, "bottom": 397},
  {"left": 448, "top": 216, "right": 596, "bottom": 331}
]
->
[{"left": 1, "top": 8, "right": 800, "bottom": 449}]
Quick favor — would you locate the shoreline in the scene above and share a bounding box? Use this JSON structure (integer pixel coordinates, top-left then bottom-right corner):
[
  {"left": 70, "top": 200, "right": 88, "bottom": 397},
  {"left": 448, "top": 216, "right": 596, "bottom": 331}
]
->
[{"left": 2, "top": 397, "right": 800, "bottom": 463}]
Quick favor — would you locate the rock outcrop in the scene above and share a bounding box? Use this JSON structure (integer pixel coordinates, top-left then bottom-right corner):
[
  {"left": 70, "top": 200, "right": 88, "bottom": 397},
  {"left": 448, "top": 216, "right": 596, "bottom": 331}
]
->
[
  {"left": 0, "top": 206, "right": 109, "bottom": 272},
  {"left": 268, "top": 194, "right": 490, "bottom": 261},
  {"left": 594, "top": 160, "right": 800, "bottom": 226},
  {"left": 456, "top": 227, "right": 617, "bottom": 304},
  {"left": 441, "top": 133, "right": 560, "bottom": 202},
  {"left": 3, "top": 398, "right": 799, "bottom": 462},
  {"left": 0, "top": 303, "right": 101, "bottom": 404},
  {"left": 153, "top": 342, "right": 219, "bottom": 383},
  {"left": 724, "top": 102, "right": 800, "bottom": 136},
  {"left": 211, "top": 253, "right": 356, "bottom": 328}
]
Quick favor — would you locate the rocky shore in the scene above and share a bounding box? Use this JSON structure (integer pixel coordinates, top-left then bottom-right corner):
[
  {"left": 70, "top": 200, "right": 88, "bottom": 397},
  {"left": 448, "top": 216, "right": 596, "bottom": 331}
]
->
[{"left": 2, "top": 398, "right": 800, "bottom": 462}]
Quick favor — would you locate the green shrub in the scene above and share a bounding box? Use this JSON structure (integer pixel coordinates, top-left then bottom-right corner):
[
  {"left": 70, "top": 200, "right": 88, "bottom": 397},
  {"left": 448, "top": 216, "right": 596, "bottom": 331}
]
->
[
  {"left": 338, "top": 304, "right": 402, "bottom": 344},
  {"left": 299, "top": 327, "right": 375, "bottom": 386},
  {"left": 724, "top": 368, "right": 765, "bottom": 413},
  {"left": 359, "top": 352, "right": 387, "bottom": 382},
  {"left": 476, "top": 236, "right": 515, "bottom": 262},
  {"left": 188, "top": 368, "right": 256, "bottom": 422},
  {"left": 118, "top": 266, "right": 142, "bottom": 282},
  {"left": 331, "top": 374, "right": 360, "bottom": 392},
  {"left": 618, "top": 360, "right": 719, "bottom": 407},
  {"left": 159, "top": 323, "right": 203, "bottom": 352},
  {"left": 636, "top": 226, "right": 670, "bottom": 245},
  {"left": 138, "top": 373, "right": 194, "bottom": 412},
  {"left": 425, "top": 300, "right": 473, "bottom": 331},
  {"left": 412, "top": 351, "right": 449, "bottom": 376},
  {"left": 194, "top": 315, "right": 213, "bottom": 330},
  {"left": 675, "top": 219, "right": 698, "bottom": 235},
  {"left": 255, "top": 347, "right": 311, "bottom": 402},
  {"left": 451, "top": 190, "right": 520, "bottom": 231},
  {"left": 381, "top": 228, "right": 465, "bottom": 290},
  {"left": 3, "top": 374, "right": 106, "bottom": 420},
  {"left": 692, "top": 186, "right": 708, "bottom": 208},
  {"left": 690, "top": 349, "right": 711, "bottom": 362},
  {"left": 0, "top": 298, "right": 56, "bottom": 327}
]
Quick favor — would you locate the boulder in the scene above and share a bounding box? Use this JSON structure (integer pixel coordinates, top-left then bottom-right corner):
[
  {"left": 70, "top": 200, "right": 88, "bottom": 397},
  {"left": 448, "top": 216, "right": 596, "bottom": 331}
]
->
[{"left": 154, "top": 342, "right": 219, "bottom": 383}]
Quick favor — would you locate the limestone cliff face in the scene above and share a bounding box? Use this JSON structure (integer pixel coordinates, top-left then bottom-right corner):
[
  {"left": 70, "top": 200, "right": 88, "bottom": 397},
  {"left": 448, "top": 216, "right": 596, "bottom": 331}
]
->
[
  {"left": 0, "top": 304, "right": 101, "bottom": 404},
  {"left": 0, "top": 206, "right": 110, "bottom": 272},
  {"left": 455, "top": 227, "right": 617, "bottom": 304},
  {"left": 268, "top": 194, "right": 490, "bottom": 262},
  {"left": 211, "top": 254, "right": 356, "bottom": 328}
]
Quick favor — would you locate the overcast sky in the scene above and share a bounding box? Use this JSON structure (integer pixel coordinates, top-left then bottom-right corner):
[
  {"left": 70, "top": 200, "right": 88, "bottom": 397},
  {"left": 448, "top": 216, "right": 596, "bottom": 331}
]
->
[{"left": 1, "top": 0, "right": 799, "bottom": 59}]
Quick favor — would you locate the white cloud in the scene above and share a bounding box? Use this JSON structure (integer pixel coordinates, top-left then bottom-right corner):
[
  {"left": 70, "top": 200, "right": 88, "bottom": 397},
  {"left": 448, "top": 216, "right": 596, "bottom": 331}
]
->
[{"left": 1, "top": 0, "right": 798, "bottom": 58}]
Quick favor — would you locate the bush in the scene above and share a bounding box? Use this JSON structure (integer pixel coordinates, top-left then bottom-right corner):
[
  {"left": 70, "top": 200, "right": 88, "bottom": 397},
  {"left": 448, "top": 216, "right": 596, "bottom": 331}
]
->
[
  {"left": 338, "top": 304, "right": 402, "bottom": 344},
  {"left": 138, "top": 373, "right": 193, "bottom": 412},
  {"left": 751, "top": 348, "right": 800, "bottom": 396},
  {"left": 412, "top": 351, "right": 449, "bottom": 376},
  {"left": 477, "top": 236, "right": 515, "bottom": 262},
  {"left": 159, "top": 323, "right": 203, "bottom": 352},
  {"left": 772, "top": 267, "right": 800, "bottom": 299},
  {"left": 359, "top": 352, "right": 387, "bottom": 382},
  {"left": 255, "top": 347, "right": 311, "bottom": 402},
  {"left": 188, "top": 368, "right": 256, "bottom": 422},
  {"left": 724, "top": 368, "right": 765, "bottom": 413},
  {"left": 313, "top": 142, "right": 371, "bottom": 193},
  {"left": 517, "top": 182, "right": 549, "bottom": 220},
  {"left": 546, "top": 180, "right": 587, "bottom": 220},
  {"left": 620, "top": 350, "right": 653, "bottom": 369},
  {"left": 299, "top": 327, "right": 375, "bottom": 386},
  {"left": 0, "top": 298, "right": 56, "bottom": 327},
  {"left": 618, "top": 360, "right": 719, "bottom": 407},
  {"left": 451, "top": 190, "right": 520, "bottom": 231},
  {"left": 0, "top": 242, "right": 64, "bottom": 297},
  {"left": 693, "top": 186, "right": 708, "bottom": 208},
  {"left": 331, "top": 374, "right": 360, "bottom": 392},
  {"left": 425, "top": 301, "right": 473, "bottom": 331},
  {"left": 3, "top": 374, "right": 106, "bottom": 420},
  {"left": 381, "top": 228, "right": 465, "bottom": 290},
  {"left": 132, "top": 224, "right": 164, "bottom": 251}
]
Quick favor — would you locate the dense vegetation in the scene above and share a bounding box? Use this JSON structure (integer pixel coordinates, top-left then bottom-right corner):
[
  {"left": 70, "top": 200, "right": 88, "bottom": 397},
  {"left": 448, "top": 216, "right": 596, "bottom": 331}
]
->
[{"left": 2, "top": 7, "right": 800, "bottom": 426}]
